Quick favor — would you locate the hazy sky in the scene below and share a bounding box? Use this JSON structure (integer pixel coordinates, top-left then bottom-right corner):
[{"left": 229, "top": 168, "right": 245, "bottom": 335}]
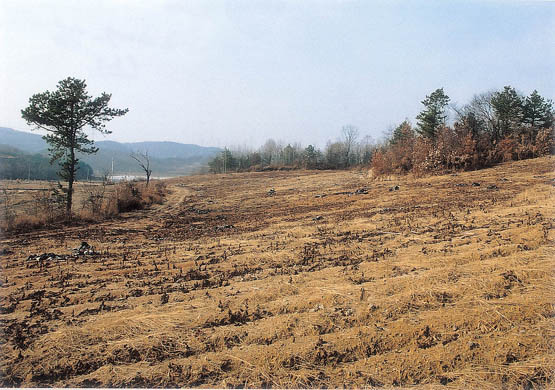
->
[{"left": 1, "top": 0, "right": 554, "bottom": 148}]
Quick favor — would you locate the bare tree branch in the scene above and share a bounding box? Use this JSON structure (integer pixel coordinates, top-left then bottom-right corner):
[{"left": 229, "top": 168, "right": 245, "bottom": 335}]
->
[{"left": 131, "top": 151, "right": 152, "bottom": 186}]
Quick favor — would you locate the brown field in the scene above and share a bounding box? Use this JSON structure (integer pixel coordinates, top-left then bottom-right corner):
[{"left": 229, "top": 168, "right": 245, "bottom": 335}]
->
[{"left": 0, "top": 157, "right": 554, "bottom": 388}]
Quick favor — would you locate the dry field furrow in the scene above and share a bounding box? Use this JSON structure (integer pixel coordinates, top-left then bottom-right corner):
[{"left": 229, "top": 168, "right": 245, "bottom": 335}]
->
[{"left": 0, "top": 156, "right": 554, "bottom": 388}]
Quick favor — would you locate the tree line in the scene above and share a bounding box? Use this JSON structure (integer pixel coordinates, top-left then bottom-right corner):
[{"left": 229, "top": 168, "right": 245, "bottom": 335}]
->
[
  {"left": 208, "top": 125, "right": 374, "bottom": 173},
  {"left": 373, "top": 86, "right": 553, "bottom": 175},
  {"left": 208, "top": 86, "right": 553, "bottom": 174}
]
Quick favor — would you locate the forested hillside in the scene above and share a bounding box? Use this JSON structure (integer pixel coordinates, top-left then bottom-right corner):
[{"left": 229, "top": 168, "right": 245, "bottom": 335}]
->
[{"left": 0, "top": 144, "right": 93, "bottom": 180}]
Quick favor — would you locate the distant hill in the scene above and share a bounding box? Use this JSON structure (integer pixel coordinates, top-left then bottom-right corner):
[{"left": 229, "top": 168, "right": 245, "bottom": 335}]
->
[
  {"left": 0, "top": 127, "right": 47, "bottom": 152},
  {"left": 0, "top": 144, "right": 93, "bottom": 180},
  {"left": 0, "top": 127, "right": 221, "bottom": 176},
  {"left": 96, "top": 140, "right": 221, "bottom": 159}
]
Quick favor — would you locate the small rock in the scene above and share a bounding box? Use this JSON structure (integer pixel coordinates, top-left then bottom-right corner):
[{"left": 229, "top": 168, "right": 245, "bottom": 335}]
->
[
  {"left": 215, "top": 224, "right": 235, "bottom": 231},
  {"left": 472, "top": 182, "right": 480, "bottom": 187},
  {"left": 487, "top": 184, "right": 498, "bottom": 190},
  {"left": 311, "top": 303, "right": 324, "bottom": 312},
  {"left": 313, "top": 215, "right": 323, "bottom": 221},
  {"left": 267, "top": 188, "right": 276, "bottom": 196},
  {"left": 0, "top": 248, "right": 13, "bottom": 256},
  {"left": 389, "top": 185, "right": 400, "bottom": 192},
  {"left": 73, "top": 242, "right": 99, "bottom": 256},
  {"left": 26, "top": 252, "right": 66, "bottom": 267}
]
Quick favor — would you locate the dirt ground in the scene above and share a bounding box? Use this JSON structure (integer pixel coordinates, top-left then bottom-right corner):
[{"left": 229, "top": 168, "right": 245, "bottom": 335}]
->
[{"left": 0, "top": 157, "right": 554, "bottom": 388}]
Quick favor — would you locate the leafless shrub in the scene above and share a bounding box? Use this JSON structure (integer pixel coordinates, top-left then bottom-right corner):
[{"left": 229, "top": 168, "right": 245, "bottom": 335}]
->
[
  {"left": 1, "top": 189, "right": 16, "bottom": 231},
  {"left": 32, "top": 185, "right": 65, "bottom": 222},
  {"left": 81, "top": 174, "right": 111, "bottom": 218}
]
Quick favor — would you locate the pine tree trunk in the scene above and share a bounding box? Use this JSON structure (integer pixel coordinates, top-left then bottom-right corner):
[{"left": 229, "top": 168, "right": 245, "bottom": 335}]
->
[{"left": 66, "top": 148, "right": 75, "bottom": 219}]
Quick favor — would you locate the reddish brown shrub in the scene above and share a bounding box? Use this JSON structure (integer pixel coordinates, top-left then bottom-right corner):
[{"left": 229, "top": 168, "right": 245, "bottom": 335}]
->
[
  {"left": 369, "top": 150, "right": 390, "bottom": 176},
  {"left": 533, "top": 128, "right": 554, "bottom": 156}
]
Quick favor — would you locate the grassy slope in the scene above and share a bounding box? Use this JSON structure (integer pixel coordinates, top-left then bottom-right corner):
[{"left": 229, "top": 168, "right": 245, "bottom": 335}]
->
[{"left": 0, "top": 156, "right": 553, "bottom": 388}]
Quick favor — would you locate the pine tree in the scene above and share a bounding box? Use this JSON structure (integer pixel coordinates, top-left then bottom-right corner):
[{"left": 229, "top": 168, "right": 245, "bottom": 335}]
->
[
  {"left": 416, "top": 88, "right": 450, "bottom": 140},
  {"left": 390, "top": 120, "right": 414, "bottom": 145},
  {"left": 523, "top": 90, "right": 554, "bottom": 130},
  {"left": 491, "top": 86, "right": 523, "bottom": 140},
  {"left": 21, "top": 77, "right": 128, "bottom": 217},
  {"left": 303, "top": 145, "right": 319, "bottom": 169}
]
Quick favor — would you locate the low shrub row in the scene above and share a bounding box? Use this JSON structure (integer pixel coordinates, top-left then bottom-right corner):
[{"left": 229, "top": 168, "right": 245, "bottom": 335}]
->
[{"left": 1, "top": 181, "right": 167, "bottom": 233}]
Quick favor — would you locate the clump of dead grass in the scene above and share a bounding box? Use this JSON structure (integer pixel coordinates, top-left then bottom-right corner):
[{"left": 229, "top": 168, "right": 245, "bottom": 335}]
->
[{"left": 111, "top": 181, "right": 167, "bottom": 213}]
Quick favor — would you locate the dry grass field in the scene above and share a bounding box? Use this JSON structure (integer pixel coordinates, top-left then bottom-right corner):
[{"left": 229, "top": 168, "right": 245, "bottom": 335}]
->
[
  {"left": 0, "top": 180, "right": 119, "bottom": 220},
  {"left": 0, "top": 156, "right": 554, "bottom": 388}
]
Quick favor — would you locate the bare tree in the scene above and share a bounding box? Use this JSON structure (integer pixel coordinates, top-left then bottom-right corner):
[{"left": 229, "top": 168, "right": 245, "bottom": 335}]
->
[
  {"left": 453, "top": 91, "right": 496, "bottom": 138},
  {"left": 341, "top": 125, "right": 359, "bottom": 167},
  {"left": 358, "top": 135, "right": 374, "bottom": 164},
  {"left": 82, "top": 170, "right": 112, "bottom": 216},
  {"left": 261, "top": 139, "right": 279, "bottom": 166},
  {"left": 131, "top": 151, "right": 152, "bottom": 186}
]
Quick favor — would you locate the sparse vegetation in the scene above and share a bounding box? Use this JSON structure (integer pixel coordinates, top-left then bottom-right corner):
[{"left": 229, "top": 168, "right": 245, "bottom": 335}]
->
[
  {"left": 0, "top": 180, "right": 167, "bottom": 233},
  {"left": 0, "top": 156, "right": 553, "bottom": 388}
]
